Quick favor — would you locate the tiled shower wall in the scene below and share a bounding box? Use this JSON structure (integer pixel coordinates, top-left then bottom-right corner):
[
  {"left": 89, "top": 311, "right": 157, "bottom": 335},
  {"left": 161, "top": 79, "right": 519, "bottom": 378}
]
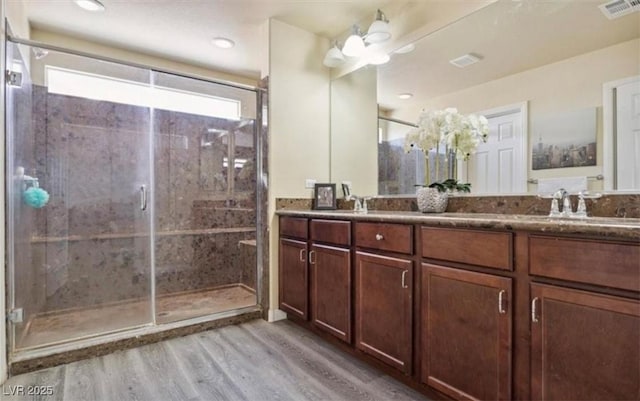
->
[{"left": 24, "top": 85, "right": 256, "bottom": 312}]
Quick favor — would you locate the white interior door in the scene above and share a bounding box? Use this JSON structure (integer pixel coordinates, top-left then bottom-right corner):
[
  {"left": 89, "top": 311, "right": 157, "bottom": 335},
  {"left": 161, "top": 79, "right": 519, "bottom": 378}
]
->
[
  {"left": 467, "top": 106, "right": 526, "bottom": 194},
  {"left": 616, "top": 79, "right": 640, "bottom": 190}
]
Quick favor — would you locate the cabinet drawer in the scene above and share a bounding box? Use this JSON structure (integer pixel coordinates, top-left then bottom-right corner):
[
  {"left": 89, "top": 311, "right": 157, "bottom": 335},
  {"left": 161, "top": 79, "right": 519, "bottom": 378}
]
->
[
  {"left": 421, "top": 227, "right": 512, "bottom": 271},
  {"left": 529, "top": 236, "right": 640, "bottom": 292},
  {"left": 310, "top": 219, "right": 351, "bottom": 246},
  {"left": 355, "top": 222, "right": 413, "bottom": 255},
  {"left": 280, "top": 217, "right": 308, "bottom": 239}
]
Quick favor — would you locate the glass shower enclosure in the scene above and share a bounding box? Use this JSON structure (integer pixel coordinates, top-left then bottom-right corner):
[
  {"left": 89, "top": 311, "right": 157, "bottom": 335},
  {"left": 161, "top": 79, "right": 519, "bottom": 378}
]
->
[{"left": 5, "top": 39, "right": 262, "bottom": 356}]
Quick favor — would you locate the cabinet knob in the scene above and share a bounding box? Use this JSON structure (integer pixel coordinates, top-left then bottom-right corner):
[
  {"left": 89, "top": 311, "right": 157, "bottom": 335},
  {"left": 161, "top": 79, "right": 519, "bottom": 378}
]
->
[
  {"left": 309, "top": 250, "right": 316, "bottom": 265},
  {"left": 375, "top": 233, "right": 384, "bottom": 241}
]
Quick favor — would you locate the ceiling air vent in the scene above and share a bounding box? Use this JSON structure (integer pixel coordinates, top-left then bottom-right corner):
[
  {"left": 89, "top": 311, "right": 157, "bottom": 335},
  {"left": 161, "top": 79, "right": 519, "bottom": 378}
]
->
[
  {"left": 599, "top": 0, "right": 640, "bottom": 20},
  {"left": 449, "top": 53, "right": 482, "bottom": 68}
]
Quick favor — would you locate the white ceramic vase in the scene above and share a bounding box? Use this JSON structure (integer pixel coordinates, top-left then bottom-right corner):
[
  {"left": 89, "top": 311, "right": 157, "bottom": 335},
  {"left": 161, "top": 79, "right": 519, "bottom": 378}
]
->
[{"left": 416, "top": 187, "right": 448, "bottom": 213}]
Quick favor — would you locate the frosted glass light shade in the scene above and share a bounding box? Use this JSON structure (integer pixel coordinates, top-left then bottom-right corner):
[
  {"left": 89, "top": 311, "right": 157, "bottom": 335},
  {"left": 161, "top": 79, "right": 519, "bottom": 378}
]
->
[
  {"left": 362, "top": 46, "right": 390, "bottom": 65},
  {"left": 368, "top": 51, "right": 390, "bottom": 65},
  {"left": 342, "top": 34, "right": 365, "bottom": 57},
  {"left": 323, "top": 45, "right": 345, "bottom": 68},
  {"left": 365, "top": 20, "right": 391, "bottom": 44},
  {"left": 74, "top": 0, "right": 105, "bottom": 11}
]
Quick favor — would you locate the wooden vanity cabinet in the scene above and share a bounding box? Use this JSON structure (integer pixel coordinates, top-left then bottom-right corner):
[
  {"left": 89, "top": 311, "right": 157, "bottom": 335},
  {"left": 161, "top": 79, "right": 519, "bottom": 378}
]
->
[
  {"left": 279, "top": 217, "right": 309, "bottom": 320},
  {"left": 420, "top": 231, "right": 514, "bottom": 400},
  {"left": 279, "top": 214, "right": 639, "bottom": 401},
  {"left": 355, "top": 252, "right": 413, "bottom": 374},
  {"left": 355, "top": 222, "right": 414, "bottom": 374},
  {"left": 528, "top": 235, "right": 640, "bottom": 401},
  {"left": 309, "top": 220, "right": 352, "bottom": 343},
  {"left": 530, "top": 283, "right": 639, "bottom": 401}
]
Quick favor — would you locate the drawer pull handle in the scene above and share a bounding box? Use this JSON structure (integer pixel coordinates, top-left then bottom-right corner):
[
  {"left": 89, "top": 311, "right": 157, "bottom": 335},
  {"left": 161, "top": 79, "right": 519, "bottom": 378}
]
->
[
  {"left": 531, "top": 297, "right": 540, "bottom": 323},
  {"left": 401, "top": 270, "right": 409, "bottom": 289},
  {"left": 375, "top": 233, "right": 384, "bottom": 241},
  {"left": 309, "top": 250, "right": 316, "bottom": 265},
  {"left": 498, "top": 290, "right": 506, "bottom": 314},
  {"left": 299, "top": 249, "right": 306, "bottom": 263}
]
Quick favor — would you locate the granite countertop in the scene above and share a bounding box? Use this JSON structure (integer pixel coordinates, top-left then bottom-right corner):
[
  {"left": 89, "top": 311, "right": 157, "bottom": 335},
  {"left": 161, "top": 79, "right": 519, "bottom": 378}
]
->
[{"left": 276, "top": 209, "right": 640, "bottom": 241}]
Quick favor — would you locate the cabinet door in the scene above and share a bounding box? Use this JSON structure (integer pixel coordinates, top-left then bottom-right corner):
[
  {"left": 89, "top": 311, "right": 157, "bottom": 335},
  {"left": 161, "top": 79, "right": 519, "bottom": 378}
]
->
[
  {"left": 355, "top": 252, "right": 413, "bottom": 374},
  {"left": 531, "top": 283, "right": 640, "bottom": 401},
  {"left": 311, "top": 244, "right": 351, "bottom": 343},
  {"left": 421, "top": 264, "right": 512, "bottom": 401},
  {"left": 279, "top": 238, "right": 308, "bottom": 320}
]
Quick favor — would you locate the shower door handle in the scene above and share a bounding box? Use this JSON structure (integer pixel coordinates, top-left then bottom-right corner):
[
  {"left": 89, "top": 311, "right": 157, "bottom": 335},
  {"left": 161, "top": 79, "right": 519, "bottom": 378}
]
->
[{"left": 140, "top": 185, "right": 147, "bottom": 211}]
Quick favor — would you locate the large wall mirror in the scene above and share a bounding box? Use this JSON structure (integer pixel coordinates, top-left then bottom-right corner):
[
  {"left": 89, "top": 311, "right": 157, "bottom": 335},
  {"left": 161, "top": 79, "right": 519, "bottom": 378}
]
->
[{"left": 330, "top": 0, "right": 640, "bottom": 196}]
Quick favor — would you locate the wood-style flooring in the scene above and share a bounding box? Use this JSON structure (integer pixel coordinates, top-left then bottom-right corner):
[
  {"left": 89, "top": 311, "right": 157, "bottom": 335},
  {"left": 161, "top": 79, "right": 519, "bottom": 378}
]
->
[
  {"left": 2, "top": 319, "right": 430, "bottom": 401},
  {"left": 18, "top": 286, "right": 256, "bottom": 350}
]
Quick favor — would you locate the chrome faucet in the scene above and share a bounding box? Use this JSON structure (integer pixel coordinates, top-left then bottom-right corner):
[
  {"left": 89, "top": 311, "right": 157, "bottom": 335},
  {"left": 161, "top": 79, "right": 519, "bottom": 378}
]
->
[
  {"left": 548, "top": 188, "right": 602, "bottom": 218},
  {"left": 549, "top": 188, "right": 568, "bottom": 217},
  {"left": 349, "top": 195, "right": 370, "bottom": 213},
  {"left": 573, "top": 190, "right": 602, "bottom": 218},
  {"left": 352, "top": 196, "right": 363, "bottom": 212},
  {"left": 560, "top": 189, "right": 573, "bottom": 218}
]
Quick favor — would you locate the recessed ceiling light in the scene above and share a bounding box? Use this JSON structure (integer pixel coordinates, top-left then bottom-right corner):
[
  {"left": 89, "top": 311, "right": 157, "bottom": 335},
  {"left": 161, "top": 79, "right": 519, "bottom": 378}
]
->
[
  {"left": 394, "top": 43, "right": 416, "bottom": 54},
  {"left": 74, "top": 0, "right": 105, "bottom": 12},
  {"left": 213, "top": 37, "right": 235, "bottom": 49},
  {"left": 397, "top": 93, "right": 413, "bottom": 100}
]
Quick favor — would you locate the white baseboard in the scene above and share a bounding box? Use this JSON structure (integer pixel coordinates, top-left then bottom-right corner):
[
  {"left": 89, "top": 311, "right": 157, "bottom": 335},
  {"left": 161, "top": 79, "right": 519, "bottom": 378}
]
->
[{"left": 268, "top": 309, "right": 287, "bottom": 322}]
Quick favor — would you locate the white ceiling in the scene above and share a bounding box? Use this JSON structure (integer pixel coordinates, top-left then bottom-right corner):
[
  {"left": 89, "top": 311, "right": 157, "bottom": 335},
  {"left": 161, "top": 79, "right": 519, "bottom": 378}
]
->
[{"left": 19, "top": 0, "right": 395, "bottom": 79}]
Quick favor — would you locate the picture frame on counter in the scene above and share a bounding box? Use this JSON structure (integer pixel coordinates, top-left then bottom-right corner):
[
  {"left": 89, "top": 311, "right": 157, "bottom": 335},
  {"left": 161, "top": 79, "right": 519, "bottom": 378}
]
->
[{"left": 314, "top": 183, "right": 337, "bottom": 210}]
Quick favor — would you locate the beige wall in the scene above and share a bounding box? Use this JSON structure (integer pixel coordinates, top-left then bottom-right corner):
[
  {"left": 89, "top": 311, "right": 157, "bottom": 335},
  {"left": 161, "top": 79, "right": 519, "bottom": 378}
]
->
[
  {"left": 5, "top": 0, "right": 28, "bottom": 39},
  {"left": 5, "top": 0, "right": 29, "bottom": 71},
  {"left": 267, "top": 19, "right": 331, "bottom": 317},
  {"left": 392, "top": 39, "right": 640, "bottom": 192},
  {"left": 331, "top": 66, "right": 378, "bottom": 196}
]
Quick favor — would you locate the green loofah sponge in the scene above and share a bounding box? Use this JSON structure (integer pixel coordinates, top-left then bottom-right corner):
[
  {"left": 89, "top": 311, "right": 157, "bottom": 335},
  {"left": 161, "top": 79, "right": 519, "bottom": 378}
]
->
[{"left": 23, "top": 187, "right": 49, "bottom": 208}]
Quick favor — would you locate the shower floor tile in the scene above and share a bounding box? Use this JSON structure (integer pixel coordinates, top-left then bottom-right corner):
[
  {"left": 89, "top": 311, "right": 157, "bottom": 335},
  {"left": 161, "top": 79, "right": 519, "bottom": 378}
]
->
[
  {"left": 155, "top": 285, "right": 256, "bottom": 324},
  {"left": 17, "top": 285, "right": 256, "bottom": 350}
]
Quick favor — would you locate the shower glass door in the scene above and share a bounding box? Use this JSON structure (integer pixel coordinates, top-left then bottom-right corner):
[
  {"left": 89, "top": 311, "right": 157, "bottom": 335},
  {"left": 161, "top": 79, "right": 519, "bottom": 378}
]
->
[
  {"left": 151, "top": 71, "right": 258, "bottom": 323},
  {"left": 6, "top": 41, "right": 154, "bottom": 351}
]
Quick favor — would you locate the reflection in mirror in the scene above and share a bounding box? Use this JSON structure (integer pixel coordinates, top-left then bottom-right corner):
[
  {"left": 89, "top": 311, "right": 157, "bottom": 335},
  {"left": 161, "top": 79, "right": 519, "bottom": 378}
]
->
[
  {"left": 330, "top": 0, "right": 640, "bottom": 195},
  {"left": 378, "top": 117, "right": 418, "bottom": 195}
]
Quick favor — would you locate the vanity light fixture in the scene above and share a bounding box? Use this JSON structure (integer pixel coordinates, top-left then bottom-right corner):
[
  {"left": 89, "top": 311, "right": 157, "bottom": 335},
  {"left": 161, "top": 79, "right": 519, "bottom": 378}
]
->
[
  {"left": 323, "top": 9, "right": 392, "bottom": 68},
  {"left": 74, "top": 0, "right": 105, "bottom": 12},
  {"left": 397, "top": 93, "right": 413, "bottom": 100},
  {"left": 342, "top": 25, "right": 366, "bottom": 57},
  {"left": 365, "top": 9, "right": 391, "bottom": 44},
  {"left": 323, "top": 42, "right": 346, "bottom": 68},
  {"left": 213, "top": 37, "right": 235, "bottom": 49}
]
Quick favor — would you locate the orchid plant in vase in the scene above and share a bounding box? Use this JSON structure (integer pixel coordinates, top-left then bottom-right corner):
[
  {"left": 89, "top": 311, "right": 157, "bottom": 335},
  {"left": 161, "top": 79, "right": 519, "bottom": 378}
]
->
[
  {"left": 405, "top": 107, "right": 489, "bottom": 190},
  {"left": 404, "top": 108, "right": 488, "bottom": 212}
]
